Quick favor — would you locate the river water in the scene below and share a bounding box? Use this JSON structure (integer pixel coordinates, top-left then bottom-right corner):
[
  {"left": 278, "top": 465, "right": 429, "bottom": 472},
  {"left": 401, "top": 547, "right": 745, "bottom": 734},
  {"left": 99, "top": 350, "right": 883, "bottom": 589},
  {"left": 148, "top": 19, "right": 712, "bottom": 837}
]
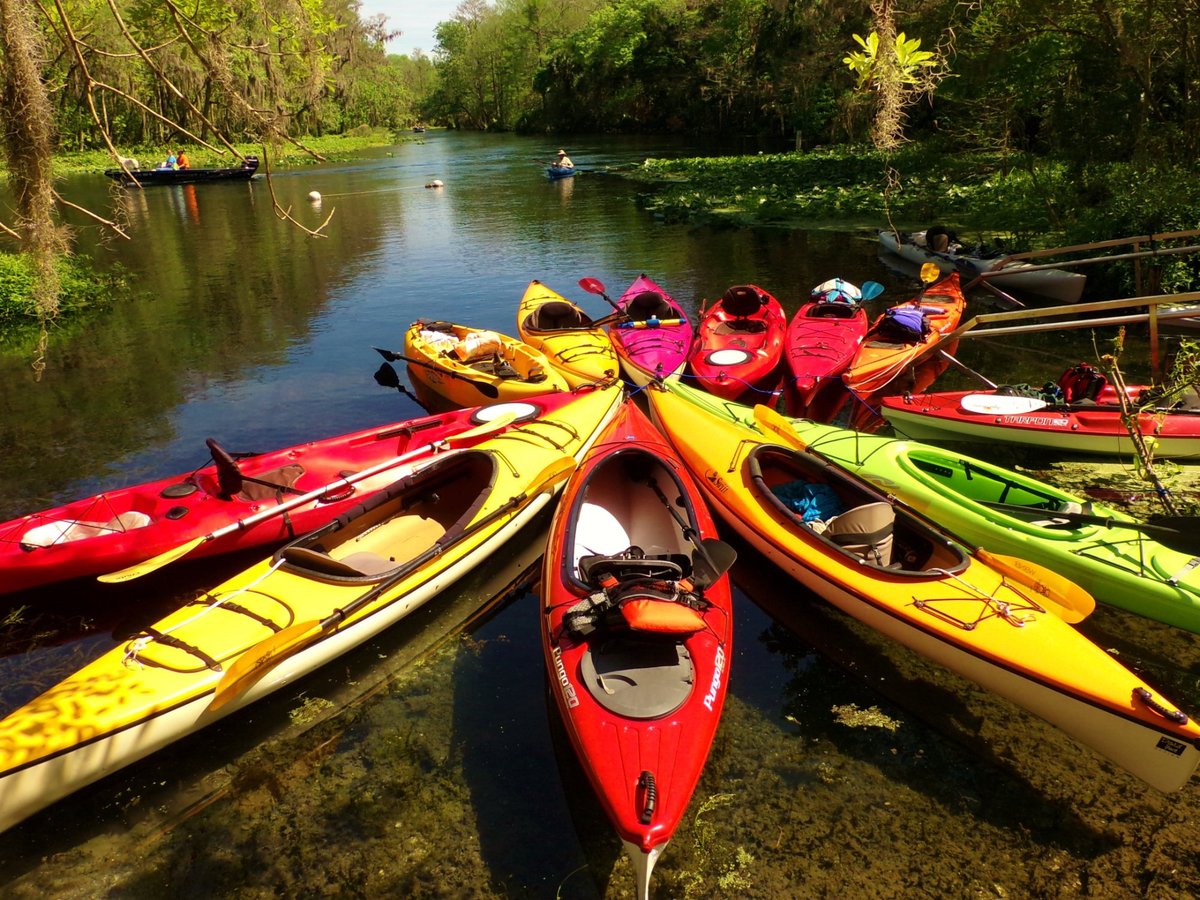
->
[{"left": 1, "top": 132, "right": 1198, "bottom": 898}]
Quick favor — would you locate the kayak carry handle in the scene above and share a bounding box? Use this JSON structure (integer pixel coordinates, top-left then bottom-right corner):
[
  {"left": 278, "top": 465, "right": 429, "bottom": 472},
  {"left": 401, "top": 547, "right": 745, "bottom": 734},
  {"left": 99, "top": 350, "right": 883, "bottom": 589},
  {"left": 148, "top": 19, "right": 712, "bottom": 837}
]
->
[
  {"left": 638, "top": 770, "right": 657, "bottom": 824},
  {"left": 1134, "top": 687, "right": 1189, "bottom": 725}
]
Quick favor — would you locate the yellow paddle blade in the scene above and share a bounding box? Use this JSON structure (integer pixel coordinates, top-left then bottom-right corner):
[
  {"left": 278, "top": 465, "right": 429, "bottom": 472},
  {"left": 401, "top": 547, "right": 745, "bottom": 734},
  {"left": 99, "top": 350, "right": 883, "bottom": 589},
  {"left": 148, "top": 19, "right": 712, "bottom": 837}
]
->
[
  {"left": 536, "top": 456, "right": 578, "bottom": 493},
  {"left": 97, "top": 535, "right": 207, "bottom": 584},
  {"left": 753, "top": 404, "right": 809, "bottom": 450},
  {"left": 209, "top": 619, "right": 323, "bottom": 712},
  {"left": 457, "top": 409, "right": 518, "bottom": 437},
  {"left": 920, "top": 261, "right": 941, "bottom": 284},
  {"left": 976, "top": 548, "right": 1095, "bottom": 623}
]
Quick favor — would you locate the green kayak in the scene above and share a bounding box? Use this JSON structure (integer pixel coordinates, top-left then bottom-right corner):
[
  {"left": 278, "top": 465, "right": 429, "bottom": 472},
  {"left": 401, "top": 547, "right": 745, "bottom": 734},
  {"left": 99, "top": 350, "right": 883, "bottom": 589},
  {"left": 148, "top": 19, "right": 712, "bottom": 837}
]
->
[{"left": 667, "top": 379, "right": 1200, "bottom": 634}]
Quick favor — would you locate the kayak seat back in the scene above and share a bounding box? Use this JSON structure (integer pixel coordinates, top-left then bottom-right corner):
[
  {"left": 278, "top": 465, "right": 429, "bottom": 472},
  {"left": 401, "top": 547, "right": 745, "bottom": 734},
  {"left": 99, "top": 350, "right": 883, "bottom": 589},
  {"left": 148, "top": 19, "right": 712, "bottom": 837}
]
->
[
  {"left": 627, "top": 291, "right": 673, "bottom": 322},
  {"left": 579, "top": 552, "right": 686, "bottom": 586},
  {"left": 821, "top": 501, "right": 895, "bottom": 566},
  {"left": 717, "top": 285, "right": 767, "bottom": 333},
  {"left": 529, "top": 301, "right": 587, "bottom": 331},
  {"left": 235, "top": 464, "right": 305, "bottom": 502}
]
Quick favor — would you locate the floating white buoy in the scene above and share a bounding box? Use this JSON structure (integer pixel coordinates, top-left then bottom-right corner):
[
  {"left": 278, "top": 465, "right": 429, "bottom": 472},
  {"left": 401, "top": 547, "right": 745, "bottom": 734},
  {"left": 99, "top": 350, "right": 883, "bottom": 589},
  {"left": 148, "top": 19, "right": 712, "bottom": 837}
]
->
[
  {"left": 308, "top": 190, "right": 321, "bottom": 202},
  {"left": 425, "top": 179, "right": 444, "bottom": 189}
]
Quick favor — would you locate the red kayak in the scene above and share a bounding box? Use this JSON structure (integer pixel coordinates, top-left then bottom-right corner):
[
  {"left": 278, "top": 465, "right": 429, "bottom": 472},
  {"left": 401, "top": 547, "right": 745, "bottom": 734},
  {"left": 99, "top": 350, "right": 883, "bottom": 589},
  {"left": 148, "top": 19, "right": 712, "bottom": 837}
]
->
[
  {"left": 541, "top": 399, "right": 734, "bottom": 900},
  {"left": 785, "top": 299, "right": 868, "bottom": 417},
  {"left": 1, "top": 393, "right": 583, "bottom": 595},
  {"left": 881, "top": 364, "right": 1200, "bottom": 459},
  {"left": 608, "top": 274, "right": 694, "bottom": 386},
  {"left": 687, "top": 284, "right": 787, "bottom": 402}
]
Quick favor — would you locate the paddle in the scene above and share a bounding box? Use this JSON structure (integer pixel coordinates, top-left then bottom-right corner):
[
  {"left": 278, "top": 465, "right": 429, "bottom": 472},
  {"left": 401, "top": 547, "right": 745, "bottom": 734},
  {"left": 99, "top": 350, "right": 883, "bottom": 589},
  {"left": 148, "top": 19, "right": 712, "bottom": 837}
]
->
[
  {"left": 641, "top": 474, "right": 737, "bottom": 588},
  {"left": 208, "top": 455, "right": 578, "bottom": 711},
  {"left": 97, "top": 412, "right": 519, "bottom": 583},
  {"left": 373, "top": 347, "right": 500, "bottom": 399},
  {"left": 579, "top": 276, "right": 622, "bottom": 314},
  {"left": 751, "top": 404, "right": 1095, "bottom": 623},
  {"left": 980, "top": 500, "right": 1200, "bottom": 553},
  {"left": 615, "top": 318, "right": 684, "bottom": 330}
]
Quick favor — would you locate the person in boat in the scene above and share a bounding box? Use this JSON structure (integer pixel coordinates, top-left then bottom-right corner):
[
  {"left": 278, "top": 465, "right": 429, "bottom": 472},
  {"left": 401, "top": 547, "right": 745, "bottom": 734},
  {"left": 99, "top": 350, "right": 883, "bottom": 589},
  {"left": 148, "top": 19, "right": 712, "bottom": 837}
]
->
[
  {"left": 175, "top": 150, "right": 190, "bottom": 170},
  {"left": 554, "top": 149, "right": 574, "bottom": 169},
  {"left": 924, "top": 225, "right": 959, "bottom": 254},
  {"left": 159, "top": 151, "right": 177, "bottom": 170}
]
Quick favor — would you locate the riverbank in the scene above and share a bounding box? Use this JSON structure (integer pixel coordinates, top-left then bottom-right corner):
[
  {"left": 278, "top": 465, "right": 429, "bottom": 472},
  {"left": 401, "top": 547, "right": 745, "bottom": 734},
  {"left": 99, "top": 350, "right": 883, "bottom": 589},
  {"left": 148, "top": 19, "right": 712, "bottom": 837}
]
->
[
  {"left": 5, "top": 128, "right": 414, "bottom": 178},
  {"left": 629, "top": 145, "right": 1200, "bottom": 296},
  {"left": 0, "top": 129, "right": 410, "bottom": 335}
]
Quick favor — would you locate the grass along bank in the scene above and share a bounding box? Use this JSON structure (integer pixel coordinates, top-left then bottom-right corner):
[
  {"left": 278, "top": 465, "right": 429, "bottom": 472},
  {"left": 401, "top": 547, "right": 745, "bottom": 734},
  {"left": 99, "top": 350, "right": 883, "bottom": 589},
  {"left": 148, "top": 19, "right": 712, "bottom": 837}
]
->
[
  {"left": 630, "top": 145, "right": 1200, "bottom": 296},
  {"left": 0, "top": 128, "right": 415, "bottom": 179}
]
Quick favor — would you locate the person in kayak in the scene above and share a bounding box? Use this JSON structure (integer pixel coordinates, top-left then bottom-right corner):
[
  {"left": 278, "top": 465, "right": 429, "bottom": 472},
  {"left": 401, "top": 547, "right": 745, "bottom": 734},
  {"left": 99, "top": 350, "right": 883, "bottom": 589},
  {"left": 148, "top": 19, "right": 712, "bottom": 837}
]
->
[
  {"left": 176, "top": 149, "right": 190, "bottom": 170},
  {"left": 554, "top": 149, "right": 574, "bottom": 169}
]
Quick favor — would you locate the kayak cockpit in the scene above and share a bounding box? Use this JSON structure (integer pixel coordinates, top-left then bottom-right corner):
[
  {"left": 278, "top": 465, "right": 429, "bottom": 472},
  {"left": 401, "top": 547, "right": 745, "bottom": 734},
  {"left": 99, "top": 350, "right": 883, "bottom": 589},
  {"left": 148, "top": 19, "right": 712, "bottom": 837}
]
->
[
  {"left": 748, "top": 445, "right": 968, "bottom": 575},
  {"left": 276, "top": 451, "right": 496, "bottom": 583}
]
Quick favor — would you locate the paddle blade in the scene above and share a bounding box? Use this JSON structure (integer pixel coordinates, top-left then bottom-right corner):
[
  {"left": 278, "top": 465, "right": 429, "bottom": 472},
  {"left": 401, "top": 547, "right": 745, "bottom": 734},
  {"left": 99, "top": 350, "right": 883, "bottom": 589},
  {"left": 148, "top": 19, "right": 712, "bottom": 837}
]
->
[
  {"left": 209, "top": 619, "right": 324, "bottom": 712},
  {"left": 578, "top": 277, "right": 606, "bottom": 296},
  {"left": 374, "top": 362, "right": 401, "bottom": 389},
  {"left": 692, "top": 538, "right": 737, "bottom": 589},
  {"left": 1144, "top": 515, "right": 1200, "bottom": 555},
  {"left": 861, "top": 280, "right": 886, "bottom": 301},
  {"left": 976, "top": 548, "right": 1095, "bottom": 623},
  {"left": 753, "top": 404, "right": 809, "bottom": 451},
  {"left": 374, "top": 346, "right": 402, "bottom": 363},
  {"left": 98, "top": 535, "right": 207, "bottom": 583},
  {"left": 920, "top": 262, "right": 940, "bottom": 284},
  {"left": 452, "top": 409, "right": 518, "bottom": 441},
  {"left": 535, "top": 456, "right": 579, "bottom": 494}
]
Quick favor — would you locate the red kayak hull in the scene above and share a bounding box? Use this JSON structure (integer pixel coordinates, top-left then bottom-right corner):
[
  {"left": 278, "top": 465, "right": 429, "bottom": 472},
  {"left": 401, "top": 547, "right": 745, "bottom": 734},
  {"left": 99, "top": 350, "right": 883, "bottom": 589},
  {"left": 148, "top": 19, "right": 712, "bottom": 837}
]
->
[
  {"left": 688, "top": 285, "right": 787, "bottom": 402},
  {"left": 541, "top": 399, "right": 732, "bottom": 862},
  {"left": 881, "top": 387, "right": 1200, "bottom": 458},
  {"left": 1, "top": 393, "right": 582, "bottom": 595},
  {"left": 785, "top": 300, "right": 868, "bottom": 415}
]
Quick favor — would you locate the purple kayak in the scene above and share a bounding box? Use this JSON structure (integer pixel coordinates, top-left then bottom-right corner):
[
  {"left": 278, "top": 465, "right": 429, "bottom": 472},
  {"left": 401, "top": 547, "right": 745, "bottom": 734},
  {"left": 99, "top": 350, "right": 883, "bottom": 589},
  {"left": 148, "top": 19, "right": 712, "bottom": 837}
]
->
[{"left": 608, "top": 274, "right": 694, "bottom": 386}]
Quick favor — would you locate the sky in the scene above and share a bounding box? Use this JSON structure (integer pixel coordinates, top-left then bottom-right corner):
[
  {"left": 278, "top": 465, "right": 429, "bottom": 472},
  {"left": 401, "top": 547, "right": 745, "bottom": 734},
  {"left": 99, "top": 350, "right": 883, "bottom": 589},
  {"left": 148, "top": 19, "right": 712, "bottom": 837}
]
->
[{"left": 359, "top": 1, "right": 460, "bottom": 57}]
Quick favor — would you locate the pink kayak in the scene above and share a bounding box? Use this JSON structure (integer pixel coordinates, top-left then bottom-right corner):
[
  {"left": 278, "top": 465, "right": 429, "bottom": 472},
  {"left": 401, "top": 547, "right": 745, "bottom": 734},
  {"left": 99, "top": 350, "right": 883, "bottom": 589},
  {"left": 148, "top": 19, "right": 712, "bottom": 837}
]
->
[
  {"left": 608, "top": 274, "right": 694, "bottom": 386},
  {"left": 688, "top": 284, "right": 787, "bottom": 402},
  {"left": 0, "top": 392, "right": 585, "bottom": 595}
]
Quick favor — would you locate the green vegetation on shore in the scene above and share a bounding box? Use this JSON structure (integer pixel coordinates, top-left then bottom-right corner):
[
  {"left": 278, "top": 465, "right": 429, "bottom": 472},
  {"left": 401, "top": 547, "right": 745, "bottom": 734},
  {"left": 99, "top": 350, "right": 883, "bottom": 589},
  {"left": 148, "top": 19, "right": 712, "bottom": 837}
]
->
[
  {"left": 630, "top": 146, "right": 1200, "bottom": 294},
  {"left": 0, "top": 252, "right": 130, "bottom": 339}
]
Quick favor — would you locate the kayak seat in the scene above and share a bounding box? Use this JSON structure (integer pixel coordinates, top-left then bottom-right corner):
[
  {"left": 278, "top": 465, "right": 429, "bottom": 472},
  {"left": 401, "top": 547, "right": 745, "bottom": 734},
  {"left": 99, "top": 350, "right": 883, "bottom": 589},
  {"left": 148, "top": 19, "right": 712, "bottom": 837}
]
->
[
  {"left": 719, "top": 285, "right": 767, "bottom": 333},
  {"left": 627, "top": 291, "right": 673, "bottom": 322},
  {"left": 281, "top": 546, "right": 396, "bottom": 578},
  {"left": 579, "top": 552, "right": 686, "bottom": 586},
  {"left": 822, "top": 501, "right": 895, "bottom": 566},
  {"left": 236, "top": 464, "right": 305, "bottom": 502},
  {"left": 530, "top": 301, "right": 587, "bottom": 331}
]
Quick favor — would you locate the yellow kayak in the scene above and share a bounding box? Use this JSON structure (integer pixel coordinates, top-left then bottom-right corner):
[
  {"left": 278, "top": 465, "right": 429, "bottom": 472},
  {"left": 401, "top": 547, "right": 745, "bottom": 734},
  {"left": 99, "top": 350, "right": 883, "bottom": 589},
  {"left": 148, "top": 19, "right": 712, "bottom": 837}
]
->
[
  {"left": 646, "top": 383, "right": 1200, "bottom": 793},
  {"left": 397, "top": 319, "right": 570, "bottom": 407},
  {"left": 516, "top": 279, "right": 618, "bottom": 388},
  {"left": 0, "top": 383, "right": 623, "bottom": 835}
]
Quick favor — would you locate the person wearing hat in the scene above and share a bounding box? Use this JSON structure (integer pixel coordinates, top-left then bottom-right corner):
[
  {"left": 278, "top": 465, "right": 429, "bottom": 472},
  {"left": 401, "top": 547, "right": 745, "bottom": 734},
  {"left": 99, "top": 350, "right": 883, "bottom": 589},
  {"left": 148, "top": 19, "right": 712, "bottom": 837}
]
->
[{"left": 554, "top": 149, "right": 574, "bottom": 169}]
